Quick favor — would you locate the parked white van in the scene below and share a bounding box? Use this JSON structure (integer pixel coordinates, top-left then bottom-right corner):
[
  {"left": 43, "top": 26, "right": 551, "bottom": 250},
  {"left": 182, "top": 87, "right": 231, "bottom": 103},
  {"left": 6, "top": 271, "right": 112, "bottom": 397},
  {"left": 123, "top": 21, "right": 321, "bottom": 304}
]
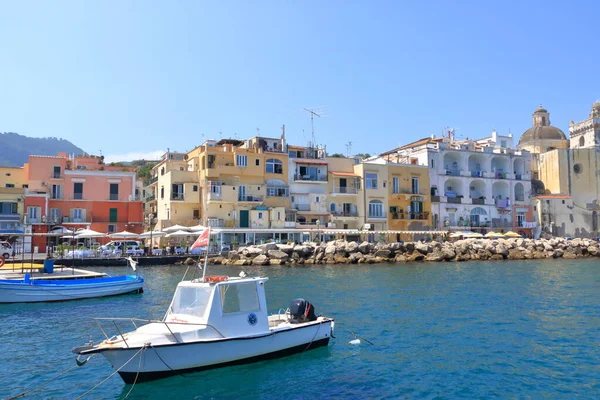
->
[
  {"left": 99, "top": 241, "right": 142, "bottom": 251},
  {"left": 1, "top": 241, "right": 14, "bottom": 259}
]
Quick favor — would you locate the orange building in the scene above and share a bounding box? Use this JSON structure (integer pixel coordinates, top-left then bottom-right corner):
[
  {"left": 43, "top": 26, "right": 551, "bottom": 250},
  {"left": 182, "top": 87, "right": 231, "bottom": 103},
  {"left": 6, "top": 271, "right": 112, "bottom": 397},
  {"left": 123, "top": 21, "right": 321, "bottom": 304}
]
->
[{"left": 24, "top": 153, "right": 143, "bottom": 252}]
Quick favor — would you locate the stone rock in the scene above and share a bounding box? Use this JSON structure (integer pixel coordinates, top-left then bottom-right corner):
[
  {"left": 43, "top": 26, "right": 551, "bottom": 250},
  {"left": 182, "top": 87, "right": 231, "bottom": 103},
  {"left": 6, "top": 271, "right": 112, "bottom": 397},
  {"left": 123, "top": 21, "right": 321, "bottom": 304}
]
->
[
  {"left": 394, "top": 254, "right": 407, "bottom": 262},
  {"left": 441, "top": 247, "right": 456, "bottom": 261},
  {"left": 563, "top": 251, "right": 578, "bottom": 259},
  {"left": 345, "top": 241, "right": 358, "bottom": 253},
  {"left": 587, "top": 246, "right": 599, "bottom": 256},
  {"left": 270, "top": 259, "right": 286, "bottom": 265},
  {"left": 415, "top": 242, "right": 432, "bottom": 255},
  {"left": 405, "top": 242, "right": 415, "bottom": 253},
  {"left": 324, "top": 244, "right": 336, "bottom": 257},
  {"left": 183, "top": 257, "right": 196, "bottom": 265},
  {"left": 374, "top": 249, "right": 392, "bottom": 259},
  {"left": 252, "top": 254, "right": 269, "bottom": 265},
  {"left": 406, "top": 252, "right": 424, "bottom": 262},
  {"left": 293, "top": 245, "right": 313, "bottom": 257},
  {"left": 228, "top": 250, "right": 241, "bottom": 261},
  {"left": 334, "top": 254, "right": 348, "bottom": 263},
  {"left": 425, "top": 250, "right": 444, "bottom": 262},
  {"left": 233, "top": 259, "right": 251, "bottom": 266},
  {"left": 258, "top": 243, "right": 278, "bottom": 252},
  {"left": 489, "top": 254, "right": 504, "bottom": 260},
  {"left": 508, "top": 249, "right": 524, "bottom": 260},
  {"left": 358, "top": 241, "right": 371, "bottom": 254},
  {"left": 276, "top": 244, "right": 295, "bottom": 255},
  {"left": 268, "top": 250, "right": 289, "bottom": 261},
  {"left": 244, "top": 247, "right": 264, "bottom": 257}
]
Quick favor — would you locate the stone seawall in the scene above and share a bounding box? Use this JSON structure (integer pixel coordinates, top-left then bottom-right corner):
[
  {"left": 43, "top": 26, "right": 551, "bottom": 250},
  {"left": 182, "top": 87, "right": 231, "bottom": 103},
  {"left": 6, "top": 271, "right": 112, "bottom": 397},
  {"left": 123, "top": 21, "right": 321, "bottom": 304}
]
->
[{"left": 203, "top": 238, "right": 600, "bottom": 266}]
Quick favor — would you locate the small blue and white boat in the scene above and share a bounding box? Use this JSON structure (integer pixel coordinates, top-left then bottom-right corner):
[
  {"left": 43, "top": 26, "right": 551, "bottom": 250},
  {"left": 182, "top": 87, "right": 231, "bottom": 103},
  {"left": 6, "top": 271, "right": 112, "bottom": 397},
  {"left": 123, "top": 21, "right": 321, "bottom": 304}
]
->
[{"left": 0, "top": 274, "right": 144, "bottom": 303}]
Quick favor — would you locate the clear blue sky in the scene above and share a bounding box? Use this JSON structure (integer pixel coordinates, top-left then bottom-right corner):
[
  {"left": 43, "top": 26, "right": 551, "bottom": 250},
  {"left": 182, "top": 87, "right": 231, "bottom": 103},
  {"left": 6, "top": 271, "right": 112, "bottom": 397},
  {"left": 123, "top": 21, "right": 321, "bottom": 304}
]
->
[{"left": 1, "top": 0, "right": 599, "bottom": 162}]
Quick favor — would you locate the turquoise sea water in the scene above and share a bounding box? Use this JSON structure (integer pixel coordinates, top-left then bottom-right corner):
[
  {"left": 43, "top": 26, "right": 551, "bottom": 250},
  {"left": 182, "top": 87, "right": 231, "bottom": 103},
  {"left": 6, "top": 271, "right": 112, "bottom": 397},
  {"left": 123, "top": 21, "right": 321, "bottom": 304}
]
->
[{"left": 1, "top": 260, "right": 599, "bottom": 399}]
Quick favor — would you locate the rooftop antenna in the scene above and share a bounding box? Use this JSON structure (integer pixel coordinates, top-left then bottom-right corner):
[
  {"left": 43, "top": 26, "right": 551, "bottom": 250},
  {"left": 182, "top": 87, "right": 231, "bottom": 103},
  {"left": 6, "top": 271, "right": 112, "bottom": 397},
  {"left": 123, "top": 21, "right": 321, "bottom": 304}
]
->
[
  {"left": 219, "top": 131, "right": 222, "bottom": 140},
  {"left": 256, "top": 128, "right": 260, "bottom": 136},
  {"left": 304, "top": 106, "right": 328, "bottom": 147},
  {"left": 345, "top": 141, "right": 353, "bottom": 157}
]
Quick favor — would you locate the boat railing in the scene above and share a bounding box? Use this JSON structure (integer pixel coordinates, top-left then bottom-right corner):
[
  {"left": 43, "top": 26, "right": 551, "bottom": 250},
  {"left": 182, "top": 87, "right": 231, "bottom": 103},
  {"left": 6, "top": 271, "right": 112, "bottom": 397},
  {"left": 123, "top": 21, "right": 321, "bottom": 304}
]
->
[{"left": 92, "top": 317, "right": 226, "bottom": 347}]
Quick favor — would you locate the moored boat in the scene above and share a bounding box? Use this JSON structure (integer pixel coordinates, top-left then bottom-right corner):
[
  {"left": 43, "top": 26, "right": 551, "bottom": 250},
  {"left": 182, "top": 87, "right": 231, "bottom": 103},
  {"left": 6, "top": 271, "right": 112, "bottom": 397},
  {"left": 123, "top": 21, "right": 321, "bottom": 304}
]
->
[
  {"left": 73, "top": 274, "right": 335, "bottom": 383},
  {"left": 0, "top": 274, "right": 144, "bottom": 303}
]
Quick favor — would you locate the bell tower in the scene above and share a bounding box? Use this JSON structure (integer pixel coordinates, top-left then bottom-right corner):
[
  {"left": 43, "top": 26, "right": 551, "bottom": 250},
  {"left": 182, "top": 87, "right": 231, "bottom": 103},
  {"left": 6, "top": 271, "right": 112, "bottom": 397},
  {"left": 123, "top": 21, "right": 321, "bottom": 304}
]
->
[{"left": 569, "top": 101, "right": 600, "bottom": 149}]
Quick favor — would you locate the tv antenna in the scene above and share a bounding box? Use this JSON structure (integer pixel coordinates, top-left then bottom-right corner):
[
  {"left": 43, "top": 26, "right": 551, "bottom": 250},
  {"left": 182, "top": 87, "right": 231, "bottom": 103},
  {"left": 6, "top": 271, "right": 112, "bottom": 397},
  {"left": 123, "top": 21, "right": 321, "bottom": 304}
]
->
[
  {"left": 345, "top": 141, "right": 353, "bottom": 157},
  {"left": 303, "top": 106, "right": 328, "bottom": 146}
]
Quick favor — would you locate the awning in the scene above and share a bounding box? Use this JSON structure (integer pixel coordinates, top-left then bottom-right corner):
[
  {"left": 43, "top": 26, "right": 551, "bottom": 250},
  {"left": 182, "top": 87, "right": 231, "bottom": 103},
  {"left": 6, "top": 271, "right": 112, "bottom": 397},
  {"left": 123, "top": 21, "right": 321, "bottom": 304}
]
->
[
  {"left": 330, "top": 171, "right": 360, "bottom": 177},
  {"left": 293, "top": 158, "right": 328, "bottom": 165}
]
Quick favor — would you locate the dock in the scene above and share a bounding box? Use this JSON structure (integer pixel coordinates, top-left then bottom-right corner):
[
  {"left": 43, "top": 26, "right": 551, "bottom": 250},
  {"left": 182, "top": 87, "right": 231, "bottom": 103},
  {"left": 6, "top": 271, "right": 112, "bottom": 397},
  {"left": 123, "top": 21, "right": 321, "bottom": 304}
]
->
[{"left": 0, "top": 263, "right": 108, "bottom": 280}]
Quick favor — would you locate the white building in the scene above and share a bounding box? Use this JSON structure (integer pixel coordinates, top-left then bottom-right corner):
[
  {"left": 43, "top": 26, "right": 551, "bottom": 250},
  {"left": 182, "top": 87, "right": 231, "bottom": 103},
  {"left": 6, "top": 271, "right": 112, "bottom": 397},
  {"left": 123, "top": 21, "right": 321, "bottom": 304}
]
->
[
  {"left": 287, "top": 144, "right": 329, "bottom": 227},
  {"left": 385, "top": 134, "right": 534, "bottom": 234}
]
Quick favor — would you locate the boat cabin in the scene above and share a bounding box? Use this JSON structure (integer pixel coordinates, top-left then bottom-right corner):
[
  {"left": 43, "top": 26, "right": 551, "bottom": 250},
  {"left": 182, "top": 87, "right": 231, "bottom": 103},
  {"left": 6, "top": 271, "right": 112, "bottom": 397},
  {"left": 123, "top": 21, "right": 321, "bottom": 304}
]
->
[{"left": 164, "top": 277, "right": 270, "bottom": 338}]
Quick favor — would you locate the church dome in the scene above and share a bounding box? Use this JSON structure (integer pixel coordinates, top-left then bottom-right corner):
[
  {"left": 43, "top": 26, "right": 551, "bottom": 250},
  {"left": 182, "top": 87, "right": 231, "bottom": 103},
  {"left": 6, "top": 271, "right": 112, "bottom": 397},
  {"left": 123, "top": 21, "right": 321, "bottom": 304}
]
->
[
  {"left": 518, "top": 105, "right": 568, "bottom": 147},
  {"left": 519, "top": 125, "right": 567, "bottom": 143}
]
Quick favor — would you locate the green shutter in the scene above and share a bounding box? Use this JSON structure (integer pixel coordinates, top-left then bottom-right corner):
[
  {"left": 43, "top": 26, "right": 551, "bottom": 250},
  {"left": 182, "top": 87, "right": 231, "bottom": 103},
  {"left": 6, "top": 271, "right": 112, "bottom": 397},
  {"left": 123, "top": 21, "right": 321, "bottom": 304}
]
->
[{"left": 109, "top": 208, "right": 118, "bottom": 223}]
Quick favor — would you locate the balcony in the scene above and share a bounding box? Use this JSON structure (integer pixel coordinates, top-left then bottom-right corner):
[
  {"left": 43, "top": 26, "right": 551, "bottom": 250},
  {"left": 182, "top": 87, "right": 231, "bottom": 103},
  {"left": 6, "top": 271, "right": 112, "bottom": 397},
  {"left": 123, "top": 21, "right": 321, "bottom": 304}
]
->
[
  {"left": 109, "top": 194, "right": 119, "bottom": 201},
  {"left": 0, "top": 213, "right": 20, "bottom": 221},
  {"left": 367, "top": 212, "right": 387, "bottom": 219},
  {"left": 331, "top": 211, "right": 359, "bottom": 218},
  {"left": 391, "top": 211, "right": 429, "bottom": 220},
  {"left": 52, "top": 173, "right": 63, "bottom": 179},
  {"left": 445, "top": 169, "right": 461, "bottom": 176},
  {"left": 171, "top": 194, "right": 185, "bottom": 201},
  {"left": 294, "top": 204, "right": 311, "bottom": 211},
  {"left": 472, "top": 198, "right": 486, "bottom": 205},
  {"left": 470, "top": 170, "right": 484, "bottom": 177},
  {"left": 294, "top": 174, "right": 327, "bottom": 182},
  {"left": 284, "top": 221, "right": 296, "bottom": 228},
  {"left": 431, "top": 195, "right": 441, "bottom": 203},
  {"left": 515, "top": 195, "right": 525, "bottom": 202},
  {"left": 447, "top": 197, "right": 462, "bottom": 204},
  {"left": 146, "top": 195, "right": 156, "bottom": 202},
  {"left": 238, "top": 195, "right": 264, "bottom": 202},
  {"left": 495, "top": 199, "right": 511, "bottom": 209},
  {"left": 208, "top": 218, "right": 225, "bottom": 228},
  {"left": 72, "top": 193, "right": 84, "bottom": 200},
  {"left": 149, "top": 176, "right": 158, "bottom": 184},
  {"left": 515, "top": 174, "right": 522, "bottom": 180},
  {"left": 332, "top": 186, "right": 358, "bottom": 194}
]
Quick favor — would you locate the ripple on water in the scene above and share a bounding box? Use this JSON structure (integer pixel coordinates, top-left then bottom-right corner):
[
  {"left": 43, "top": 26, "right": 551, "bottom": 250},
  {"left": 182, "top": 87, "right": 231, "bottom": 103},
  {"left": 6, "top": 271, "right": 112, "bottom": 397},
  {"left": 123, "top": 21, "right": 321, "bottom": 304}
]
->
[{"left": 0, "top": 260, "right": 599, "bottom": 399}]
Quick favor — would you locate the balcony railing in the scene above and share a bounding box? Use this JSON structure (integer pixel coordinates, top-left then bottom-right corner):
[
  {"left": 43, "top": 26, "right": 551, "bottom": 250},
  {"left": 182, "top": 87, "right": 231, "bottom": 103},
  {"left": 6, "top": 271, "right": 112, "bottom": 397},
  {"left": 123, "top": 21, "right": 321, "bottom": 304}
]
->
[
  {"left": 431, "top": 195, "right": 441, "bottom": 203},
  {"left": 331, "top": 210, "right": 359, "bottom": 217},
  {"left": 72, "top": 193, "right": 84, "bottom": 200},
  {"left": 447, "top": 197, "right": 462, "bottom": 204},
  {"left": 294, "top": 174, "right": 327, "bottom": 182},
  {"left": 208, "top": 218, "right": 225, "bottom": 228},
  {"left": 0, "top": 213, "right": 20, "bottom": 221},
  {"left": 171, "top": 194, "right": 184, "bottom": 201},
  {"left": 515, "top": 174, "right": 522, "bottom": 180},
  {"left": 238, "top": 195, "right": 264, "bottom": 202},
  {"left": 109, "top": 194, "right": 119, "bottom": 201},
  {"left": 472, "top": 198, "right": 486, "bottom": 205},
  {"left": 495, "top": 199, "right": 511, "bottom": 208},
  {"left": 515, "top": 195, "right": 525, "bottom": 201},
  {"left": 368, "top": 212, "right": 387, "bottom": 219},
  {"left": 146, "top": 195, "right": 156, "bottom": 202},
  {"left": 470, "top": 170, "right": 484, "bottom": 177},
  {"left": 149, "top": 176, "right": 158, "bottom": 184},
  {"left": 332, "top": 186, "right": 358, "bottom": 194},
  {"left": 52, "top": 173, "right": 62, "bottom": 179},
  {"left": 294, "top": 204, "right": 311, "bottom": 211},
  {"left": 445, "top": 169, "right": 460, "bottom": 176},
  {"left": 391, "top": 211, "right": 429, "bottom": 220}
]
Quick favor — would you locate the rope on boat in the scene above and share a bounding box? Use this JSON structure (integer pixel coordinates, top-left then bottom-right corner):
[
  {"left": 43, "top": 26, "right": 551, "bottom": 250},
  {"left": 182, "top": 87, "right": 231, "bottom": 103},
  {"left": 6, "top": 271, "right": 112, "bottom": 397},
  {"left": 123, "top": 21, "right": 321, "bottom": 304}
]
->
[
  {"left": 150, "top": 344, "right": 174, "bottom": 371},
  {"left": 121, "top": 344, "right": 147, "bottom": 399},
  {"left": 343, "top": 328, "right": 375, "bottom": 345},
  {"left": 5, "top": 356, "right": 95, "bottom": 400},
  {"left": 302, "top": 320, "right": 323, "bottom": 353},
  {"left": 75, "top": 346, "right": 146, "bottom": 400}
]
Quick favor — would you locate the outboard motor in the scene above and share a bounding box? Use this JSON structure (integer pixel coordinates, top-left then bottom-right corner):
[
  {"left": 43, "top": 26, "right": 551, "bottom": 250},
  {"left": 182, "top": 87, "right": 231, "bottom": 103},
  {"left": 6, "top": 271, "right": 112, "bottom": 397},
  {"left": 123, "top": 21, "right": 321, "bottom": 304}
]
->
[{"left": 288, "top": 298, "right": 318, "bottom": 322}]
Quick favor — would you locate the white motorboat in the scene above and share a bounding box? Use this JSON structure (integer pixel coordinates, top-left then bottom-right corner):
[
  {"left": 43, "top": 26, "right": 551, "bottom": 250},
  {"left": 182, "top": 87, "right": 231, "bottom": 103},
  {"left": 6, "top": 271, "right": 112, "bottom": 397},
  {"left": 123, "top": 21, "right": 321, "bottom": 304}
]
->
[{"left": 73, "top": 274, "right": 335, "bottom": 383}]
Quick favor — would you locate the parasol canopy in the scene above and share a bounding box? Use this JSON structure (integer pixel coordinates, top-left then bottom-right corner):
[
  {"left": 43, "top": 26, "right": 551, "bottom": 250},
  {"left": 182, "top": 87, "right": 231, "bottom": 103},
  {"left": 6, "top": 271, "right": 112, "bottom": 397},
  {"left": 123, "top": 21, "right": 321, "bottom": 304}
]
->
[
  {"left": 504, "top": 231, "right": 522, "bottom": 238},
  {"left": 109, "top": 231, "right": 140, "bottom": 239},
  {"left": 138, "top": 230, "right": 167, "bottom": 238},
  {"left": 162, "top": 225, "right": 191, "bottom": 233}
]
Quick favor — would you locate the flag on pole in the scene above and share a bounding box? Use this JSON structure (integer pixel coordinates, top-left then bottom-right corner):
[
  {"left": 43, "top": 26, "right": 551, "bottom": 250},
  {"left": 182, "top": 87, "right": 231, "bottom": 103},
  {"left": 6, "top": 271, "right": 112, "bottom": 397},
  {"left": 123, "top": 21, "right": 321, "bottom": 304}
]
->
[
  {"left": 191, "top": 227, "right": 210, "bottom": 250},
  {"left": 126, "top": 256, "right": 138, "bottom": 271}
]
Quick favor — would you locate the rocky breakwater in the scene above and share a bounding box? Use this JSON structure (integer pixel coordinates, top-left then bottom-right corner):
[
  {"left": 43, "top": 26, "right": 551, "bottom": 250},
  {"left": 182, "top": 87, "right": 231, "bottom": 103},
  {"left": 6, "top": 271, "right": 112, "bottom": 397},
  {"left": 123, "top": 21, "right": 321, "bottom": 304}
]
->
[{"left": 202, "top": 237, "right": 600, "bottom": 266}]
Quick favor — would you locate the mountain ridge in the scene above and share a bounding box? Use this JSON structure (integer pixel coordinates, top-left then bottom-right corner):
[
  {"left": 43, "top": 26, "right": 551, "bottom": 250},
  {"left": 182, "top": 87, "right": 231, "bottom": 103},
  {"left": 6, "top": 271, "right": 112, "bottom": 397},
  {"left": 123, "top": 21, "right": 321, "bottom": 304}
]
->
[{"left": 0, "top": 132, "right": 86, "bottom": 167}]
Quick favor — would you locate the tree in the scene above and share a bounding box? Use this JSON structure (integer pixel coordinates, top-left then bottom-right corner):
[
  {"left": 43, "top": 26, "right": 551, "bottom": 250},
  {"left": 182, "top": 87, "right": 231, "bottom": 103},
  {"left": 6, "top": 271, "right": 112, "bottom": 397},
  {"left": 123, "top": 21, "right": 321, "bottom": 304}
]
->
[
  {"left": 329, "top": 153, "right": 344, "bottom": 158},
  {"left": 355, "top": 153, "right": 371, "bottom": 159}
]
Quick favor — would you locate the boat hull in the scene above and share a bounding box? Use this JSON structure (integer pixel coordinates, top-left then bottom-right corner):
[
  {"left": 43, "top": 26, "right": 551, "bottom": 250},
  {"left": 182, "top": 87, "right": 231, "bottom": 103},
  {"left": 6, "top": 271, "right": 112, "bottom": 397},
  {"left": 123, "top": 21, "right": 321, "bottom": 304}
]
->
[
  {"left": 0, "top": 276, "right": 144, "bottom": 303},
  {"left": 98, "top": 320, "right": 333, "bottom": 383}
]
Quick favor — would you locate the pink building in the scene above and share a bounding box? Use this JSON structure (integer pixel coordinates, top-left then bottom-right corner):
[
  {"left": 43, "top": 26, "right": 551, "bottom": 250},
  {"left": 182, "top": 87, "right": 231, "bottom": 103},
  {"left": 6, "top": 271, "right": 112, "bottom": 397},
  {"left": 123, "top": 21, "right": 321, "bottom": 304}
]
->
[{"left": 24, "top": 153, "right": 143, "bottom": 251}]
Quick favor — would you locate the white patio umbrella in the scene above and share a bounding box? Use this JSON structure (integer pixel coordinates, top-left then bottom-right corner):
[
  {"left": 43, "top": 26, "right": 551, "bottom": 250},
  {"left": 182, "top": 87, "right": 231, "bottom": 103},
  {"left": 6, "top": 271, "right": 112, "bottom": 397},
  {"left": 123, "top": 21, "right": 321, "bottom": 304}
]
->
[
  {"left": 138, "top": 230, "right": 167, "bottom": 239},
  {"left": 484, "top": 231, "right": 505, "bottom": 238},
  {"left": 74, "top": 229, "right": 108, "bottom": 239},
  {"left": 464, "top": 232, "right": 484, "bottom": 238},
  {"left": 188, "top": 224, "right": 208, "bottom": 232},
  {"left": 163, "top": 224, "right": 191, "bottom": 233},
  {"left": 109, "top": 230, "right": 140, "bottom": 239},
  {"left": 165, "top": 230, "right": 197, "bottom": 238}
]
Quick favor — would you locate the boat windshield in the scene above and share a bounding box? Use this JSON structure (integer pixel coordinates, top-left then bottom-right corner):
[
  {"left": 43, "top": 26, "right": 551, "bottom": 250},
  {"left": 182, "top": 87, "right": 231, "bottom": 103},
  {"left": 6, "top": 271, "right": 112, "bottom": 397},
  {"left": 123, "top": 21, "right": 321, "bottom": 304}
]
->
[{"left": 170, "top": 286, "right": 212, "bottom": 318}]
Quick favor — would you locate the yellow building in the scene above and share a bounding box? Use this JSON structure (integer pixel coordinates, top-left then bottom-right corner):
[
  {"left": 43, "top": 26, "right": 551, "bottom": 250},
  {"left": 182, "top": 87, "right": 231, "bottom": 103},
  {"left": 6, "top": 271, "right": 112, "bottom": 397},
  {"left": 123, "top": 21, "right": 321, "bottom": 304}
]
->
[
  {"left": 353, "top": 161, "right": 389, "bottom": 231},
  {"left": 0, "top": 166, "right": 28, "bottom": 235},
  {"left": 146, "top": 151, "right": 200, "bottom": 229},
  {"left": 327, "top": 156, "right": 361, "bottom": 229},
  {"left": 189, "top": 137, "right": 290, "bottom": 229},
  {"left": 386, "top": 162, "right": 431, "bottom": 234}
]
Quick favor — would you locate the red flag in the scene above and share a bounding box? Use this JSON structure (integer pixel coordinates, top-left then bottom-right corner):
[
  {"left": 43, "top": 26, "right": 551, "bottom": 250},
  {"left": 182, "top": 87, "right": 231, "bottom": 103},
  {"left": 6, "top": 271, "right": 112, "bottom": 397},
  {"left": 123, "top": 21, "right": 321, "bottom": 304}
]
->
[{"left": 191, "top": 228, "right": 210, "bottom": 250}]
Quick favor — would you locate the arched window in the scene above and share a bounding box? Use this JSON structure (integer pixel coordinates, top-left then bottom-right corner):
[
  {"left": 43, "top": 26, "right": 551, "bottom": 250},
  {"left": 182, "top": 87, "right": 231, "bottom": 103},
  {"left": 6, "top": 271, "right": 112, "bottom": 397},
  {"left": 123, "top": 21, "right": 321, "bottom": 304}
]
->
[
  {"left": 368, "top": 200, "right": 384, "bottom": 218},
  {"left": 266, "top": 159, "right": 283, "bottom": 174},
  {"left": 579, "top": 136, "right": 585, "bottom": 147},
  {"left": 330, "top": 203, "right": 337, "bottom": 213}
]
